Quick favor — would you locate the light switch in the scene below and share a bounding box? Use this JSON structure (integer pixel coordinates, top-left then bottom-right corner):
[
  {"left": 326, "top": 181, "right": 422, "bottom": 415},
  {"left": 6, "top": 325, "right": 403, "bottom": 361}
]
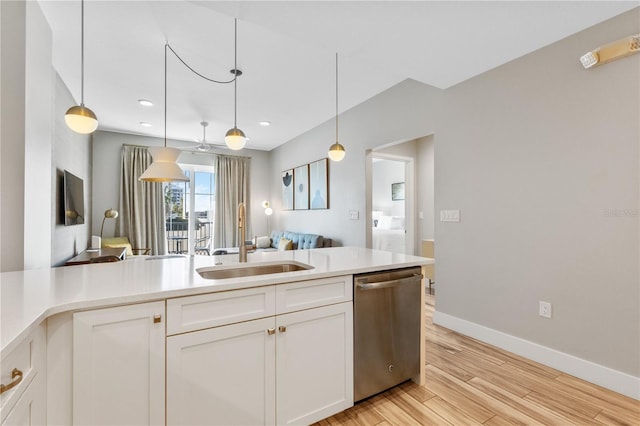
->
[
  {"left": 419, "top": 211, "right": 424, "bottom": 219},
  {"left": 349, "top": 210, "right": 359, "bottom": 220},
  {"left": 440, "top": 210, "right": 460, "bottom": 222}
]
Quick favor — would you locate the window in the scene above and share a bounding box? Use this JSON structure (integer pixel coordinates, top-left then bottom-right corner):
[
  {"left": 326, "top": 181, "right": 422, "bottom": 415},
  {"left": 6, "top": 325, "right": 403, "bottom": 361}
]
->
[{"left": 164, "top": 168, "right": 215, "bottom": 255}]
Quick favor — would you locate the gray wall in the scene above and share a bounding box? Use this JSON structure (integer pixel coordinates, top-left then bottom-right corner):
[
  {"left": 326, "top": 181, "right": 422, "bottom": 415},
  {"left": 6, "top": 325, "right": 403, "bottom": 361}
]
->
[
  {"left": 92, "top": 131, "right": 272, "bottom": 242},
  {"left": 272, "top": 9, "right": 639, "bottom": 382},
  {"left": 435, "top": 8, "right": 639, "bottom": 376},
  {"left": 270, "top": 79, "right": 443, "bottom": 247},
  {"left": 51, "top": 74, "right": 92, "bottom": 267},
  {"left": 416, "top": 135, "right": 435, "bottom": 241},
  {"left": 1, "top": 0, "right": 27, "bottom": 272}
]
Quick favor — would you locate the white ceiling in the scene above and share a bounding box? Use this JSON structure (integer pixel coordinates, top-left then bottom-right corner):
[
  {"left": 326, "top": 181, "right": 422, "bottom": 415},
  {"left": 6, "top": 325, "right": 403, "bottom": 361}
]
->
[{"left": 39, "top": 1, "right": 638, "bottom": 151}]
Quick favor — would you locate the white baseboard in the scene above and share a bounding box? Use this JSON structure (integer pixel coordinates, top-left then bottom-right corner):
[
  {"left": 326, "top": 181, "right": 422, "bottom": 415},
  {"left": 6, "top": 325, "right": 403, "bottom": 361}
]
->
[{"left": 432, "top": 311, "right": 640, "bottom": 400}]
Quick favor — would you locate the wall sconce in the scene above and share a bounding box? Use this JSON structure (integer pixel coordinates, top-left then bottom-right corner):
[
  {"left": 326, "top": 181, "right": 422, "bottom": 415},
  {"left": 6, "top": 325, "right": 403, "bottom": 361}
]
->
[
  {"left": 580, "top": 34, "right": 639, "bottom": 69},
  {"left": 262, "top": 200, "right": 273, "bottom": 216},
  {"left": 262, "top": 200, "right": 272, "bottom": 234}
]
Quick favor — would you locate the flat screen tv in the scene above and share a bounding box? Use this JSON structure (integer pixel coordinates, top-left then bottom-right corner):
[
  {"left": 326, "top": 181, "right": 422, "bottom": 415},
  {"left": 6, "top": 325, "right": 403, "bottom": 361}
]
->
[{"left": 64, "top": 170, "right": 85, "bottom": 226}]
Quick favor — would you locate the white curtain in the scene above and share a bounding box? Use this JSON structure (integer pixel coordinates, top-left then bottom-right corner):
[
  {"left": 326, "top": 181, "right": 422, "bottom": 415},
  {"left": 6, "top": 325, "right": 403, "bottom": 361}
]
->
[
  {"left": 118, "top": 145, "right": 167, "bottom": 255},
  {"left": 214, "top": 155, "right": 250, "bottom": 248}
]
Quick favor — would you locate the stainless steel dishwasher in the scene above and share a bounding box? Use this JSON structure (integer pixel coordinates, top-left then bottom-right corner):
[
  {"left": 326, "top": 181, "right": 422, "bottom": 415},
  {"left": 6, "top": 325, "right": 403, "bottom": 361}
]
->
[{"left": 354, "top": 267, "right": 423, "bottom": 401}]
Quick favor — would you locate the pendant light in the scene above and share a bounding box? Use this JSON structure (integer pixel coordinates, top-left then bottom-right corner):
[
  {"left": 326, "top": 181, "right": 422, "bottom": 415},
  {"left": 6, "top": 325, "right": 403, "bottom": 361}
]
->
[
  {"left": 328, "top": 53, "right": 346, "bottom": 162},
  {"left": 225, "top": 19, "right": 247, "bottom": 150},
  {"left": 139, "top": 44, "right": 188, "bottom": 182},
  {"left": 65, "top": 0, "right": 98, "bottom": 134},
  {"left": 196, "top": 121, "right": 211, "bottom": 152}
]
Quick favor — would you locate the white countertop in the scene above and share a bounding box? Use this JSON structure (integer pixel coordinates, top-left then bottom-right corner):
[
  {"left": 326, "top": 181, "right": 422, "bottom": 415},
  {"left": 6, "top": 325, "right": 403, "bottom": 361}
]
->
[{"left": 1, "top": 247, "right": 432, "bottom": 354}]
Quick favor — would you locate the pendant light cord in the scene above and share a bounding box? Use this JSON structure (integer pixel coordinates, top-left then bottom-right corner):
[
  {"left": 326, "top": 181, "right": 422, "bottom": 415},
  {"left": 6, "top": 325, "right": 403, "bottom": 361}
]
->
[
  {"left": 166, "top": 44, "right": 237, "bottom": 84},
  {"left": 233, "top": 18, "right": 238, "bottom": 128},
  {"left": 335, "top": 52, "right": 339, "bottom": 142},
  {"left": 164, "top": 43, "right": 168, "bottom": 148},
  {"left": 80, "top": 0, "right": 85, "bottom": 105}
]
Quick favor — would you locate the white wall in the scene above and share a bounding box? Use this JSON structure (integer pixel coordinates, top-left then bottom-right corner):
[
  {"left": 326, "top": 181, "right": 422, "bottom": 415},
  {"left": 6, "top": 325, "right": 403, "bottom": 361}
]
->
[
  {"left": 24, "top": 0, "right": 53, "bottom": 269},
  {"left": 92, "top": 131, "right": 272, "bottom": 242},
  {"left": 434, "top": 8, "right": 639, "bottom": 385},
  {"left": 372, "top": 159, "right": 404, "bottom": 217}
]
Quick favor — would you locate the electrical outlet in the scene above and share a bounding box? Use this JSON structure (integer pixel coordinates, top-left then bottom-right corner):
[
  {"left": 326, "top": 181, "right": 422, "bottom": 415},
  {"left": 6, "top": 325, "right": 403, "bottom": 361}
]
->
[
  {"left": 539, "top": 301, "right": 552, "bottom": 319},
  {"left": 440, "top": 210, "right": 460, "bottom": 222}
]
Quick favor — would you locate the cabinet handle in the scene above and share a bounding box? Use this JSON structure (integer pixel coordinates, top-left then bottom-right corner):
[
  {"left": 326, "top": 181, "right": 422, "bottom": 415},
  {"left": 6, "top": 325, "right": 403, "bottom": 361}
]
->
[
  {"left": 0, "top": 368, "right": 23, "bottom": 395},
  {"left": 153, "top": 315, "right": 162, "bottom": 324},
  {"left": 267, "top": 328, "right": 276, "bottom": 335},
  {"left": 278, "top": 326, "right": 287, "bottom": 333}
]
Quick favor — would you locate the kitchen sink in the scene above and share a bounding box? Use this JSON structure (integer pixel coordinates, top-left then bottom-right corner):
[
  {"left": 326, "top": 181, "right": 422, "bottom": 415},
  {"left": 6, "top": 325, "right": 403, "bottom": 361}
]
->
[{"left": 197, "top": 261, "right": 313, "bottom": 280}]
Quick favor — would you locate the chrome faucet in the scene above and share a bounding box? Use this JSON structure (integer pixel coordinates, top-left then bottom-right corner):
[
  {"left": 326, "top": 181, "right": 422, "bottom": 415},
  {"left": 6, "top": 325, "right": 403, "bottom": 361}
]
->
[{"left": 238, "top": 202, "right": 247, "bottom": 263}]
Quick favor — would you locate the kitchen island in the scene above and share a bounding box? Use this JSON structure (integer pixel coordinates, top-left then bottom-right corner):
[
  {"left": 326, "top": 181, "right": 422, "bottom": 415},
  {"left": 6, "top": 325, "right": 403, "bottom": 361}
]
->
[{"left": 1, "top": 247, "right": 431, "bottom": 425}]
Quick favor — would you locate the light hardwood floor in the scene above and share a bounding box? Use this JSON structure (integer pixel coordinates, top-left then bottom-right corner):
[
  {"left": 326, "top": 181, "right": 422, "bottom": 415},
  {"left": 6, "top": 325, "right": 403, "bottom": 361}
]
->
[{"left": 314, "top": 291, "right": 639, "bottom": 426}]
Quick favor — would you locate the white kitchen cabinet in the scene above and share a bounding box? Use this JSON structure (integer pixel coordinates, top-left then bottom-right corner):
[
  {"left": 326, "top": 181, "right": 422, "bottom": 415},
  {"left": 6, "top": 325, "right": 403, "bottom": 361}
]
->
[
  {"left": 167, "top": 317, "right": 276, "bottom": 425},
  {"left": 276, "top": 302, "right": 353, "bottom": 426},
  {"left": 73, "top": 301, "right": 165, "bottom": 425},
  {"left": 166, "top": 276, "right": 353, "bottom": 426},
  {"left": 0, "top": 324, "right": 46, "bottom": 426},
  {"left": 1, "top": 375, "right": 45, "bottom": 426}
]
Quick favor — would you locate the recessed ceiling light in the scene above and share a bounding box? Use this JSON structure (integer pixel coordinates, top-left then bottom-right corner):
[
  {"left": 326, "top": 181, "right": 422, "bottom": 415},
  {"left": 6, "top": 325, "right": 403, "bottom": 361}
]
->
[
  {"left": 140, "top": 122, "right": 152, "bottom": 127},
  {"left": 138, "top": 99, "right": 153, "bottom": 107},
  {"left": 259, "top": 121, "right": 271, "bottom": 126}
]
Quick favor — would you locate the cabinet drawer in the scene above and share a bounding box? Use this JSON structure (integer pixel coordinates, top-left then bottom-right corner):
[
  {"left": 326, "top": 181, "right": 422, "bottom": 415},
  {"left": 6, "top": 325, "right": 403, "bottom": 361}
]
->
[
  {"left": 167, "top": 286, "right": 276, "bottom": 335},
  {"left": 0, "top": 324, "right": 45, "bottom": 424},
  {"left": 276, "top": 275, "right": 352, "bottom": 314},
  {"left": 1, "top": 373, "right": 45, "bottom": 426}
]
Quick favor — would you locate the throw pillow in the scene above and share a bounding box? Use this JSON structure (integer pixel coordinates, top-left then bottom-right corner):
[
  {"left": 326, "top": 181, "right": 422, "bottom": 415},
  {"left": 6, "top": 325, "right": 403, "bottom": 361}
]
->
[
  {"left": 278, "top": 237, "right": 293, "bottom": 251},
  {"left": 256, "top": 236, "right": 271, "bottom": 249}
]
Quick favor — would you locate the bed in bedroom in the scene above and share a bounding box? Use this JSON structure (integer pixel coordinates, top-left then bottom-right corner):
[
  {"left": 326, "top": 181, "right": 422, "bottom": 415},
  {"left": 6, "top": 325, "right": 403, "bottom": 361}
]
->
[{"left": 372, "top": 215, "right": 405, "bottom": 254}]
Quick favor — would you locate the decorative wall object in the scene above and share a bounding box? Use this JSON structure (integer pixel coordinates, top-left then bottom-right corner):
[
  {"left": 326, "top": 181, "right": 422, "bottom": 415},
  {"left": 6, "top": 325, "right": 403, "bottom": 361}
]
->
[
  {"left": 391, "top": 182, "right": 405, "bottom": 201},
  {"left": 309, "top": 158, "right": 329, "bottom": 209},
  {"left": 282, "top": 170, "right": 294, "bottom": 210},
  {"left": 294, "top": 164, "right": 309, "bottom": 210}
]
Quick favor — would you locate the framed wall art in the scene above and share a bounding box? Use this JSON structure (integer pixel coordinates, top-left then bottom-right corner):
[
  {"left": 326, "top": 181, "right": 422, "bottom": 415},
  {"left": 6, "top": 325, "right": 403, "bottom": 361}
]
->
[
  {"left": 391, "top": 182, "right": 405, "bottom": 201},
  {"left": 309, "top": 158, "right": 328, "bottom": 209},
  {"left": 282, "top": 169, "right": 294, "bottom": 210},
  {"left": 294, "top": 164, "right": 309, "bottom": 210}
]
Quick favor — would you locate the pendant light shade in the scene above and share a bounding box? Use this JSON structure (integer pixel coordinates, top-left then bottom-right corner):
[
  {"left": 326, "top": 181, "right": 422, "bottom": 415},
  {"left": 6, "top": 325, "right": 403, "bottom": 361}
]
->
[
  {"left": 225, "top": 127, "right": 246, "bottom": 150},
  {"left": 328, "top": 142, "right": 346, "bottom": 162},
  {"left": 66, "top": 0, "right": 98, "bottom": 134},
  {"left": 65, "top": 104, "right": 98, "bottom": 134},
  {"left": 139, "top": 44, "right": 188, "bottom": 182},
  {"left": 139, "top": 147, "right": 188, "bottom": 182},
  {"left": 328, "top": 53, "right": 345, "bottom": 162}
]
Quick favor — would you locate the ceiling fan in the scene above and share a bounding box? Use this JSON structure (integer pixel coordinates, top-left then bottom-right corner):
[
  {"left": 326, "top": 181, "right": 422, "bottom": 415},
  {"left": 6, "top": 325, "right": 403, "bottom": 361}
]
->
[{"left": 189, "top": 121, "right": 228, "bottom": 152}]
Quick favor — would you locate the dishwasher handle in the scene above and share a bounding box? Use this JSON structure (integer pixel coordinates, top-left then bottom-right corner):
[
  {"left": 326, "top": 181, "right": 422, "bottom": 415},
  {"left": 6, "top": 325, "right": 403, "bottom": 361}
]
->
[{"left": 356, "top": 273, "right": 423, "bottom": 291}]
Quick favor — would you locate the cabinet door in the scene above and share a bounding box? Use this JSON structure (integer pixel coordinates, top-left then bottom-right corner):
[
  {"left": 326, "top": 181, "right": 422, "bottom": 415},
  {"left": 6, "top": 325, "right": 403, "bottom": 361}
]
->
[
  {"left": 167, "top": 317, "right": 276, "bottom": 426},
  {"left": 73, "top": 301, "right": 165, "bottom": 426},
  {"left": 276, "top": 302, "right": 353, "bottom": 425}
]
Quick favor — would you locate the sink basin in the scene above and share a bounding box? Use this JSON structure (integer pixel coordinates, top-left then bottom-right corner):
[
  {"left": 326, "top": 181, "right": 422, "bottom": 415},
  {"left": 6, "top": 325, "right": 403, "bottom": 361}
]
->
[{"left": 197, "top": 261, "right": 313, "bottom": 280}]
